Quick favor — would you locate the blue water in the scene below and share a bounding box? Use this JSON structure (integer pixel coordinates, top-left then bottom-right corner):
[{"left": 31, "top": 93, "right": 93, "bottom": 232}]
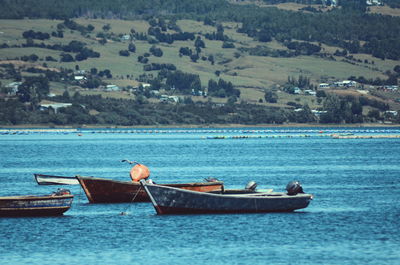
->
[{"left": 1, "top": 128, "right": 400, "bottom": 265}]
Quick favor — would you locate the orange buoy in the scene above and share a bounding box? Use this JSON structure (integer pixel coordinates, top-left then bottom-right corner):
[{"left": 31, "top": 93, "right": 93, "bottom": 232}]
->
[{"left": 130, "top": 163, "right": 150, "bottom": 182}]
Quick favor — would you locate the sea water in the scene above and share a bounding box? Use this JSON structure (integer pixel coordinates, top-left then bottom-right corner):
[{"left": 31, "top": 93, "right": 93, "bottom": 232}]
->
[{"left": 0, "top": 128, "right": 399, "bottom": 265}]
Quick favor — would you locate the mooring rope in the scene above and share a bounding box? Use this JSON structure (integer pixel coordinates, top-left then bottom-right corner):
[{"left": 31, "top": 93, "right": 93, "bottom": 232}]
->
[
  {"left": 120, "top": 186, "right": 143, "bottom": 215},
  {"left": 78, "top": 185, "right": 82, "bottom": 204}
]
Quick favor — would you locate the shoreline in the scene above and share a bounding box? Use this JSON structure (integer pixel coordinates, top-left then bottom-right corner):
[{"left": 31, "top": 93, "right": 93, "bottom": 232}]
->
[{"left": 1, "top": 123, "right": 400, "bottom": 129}]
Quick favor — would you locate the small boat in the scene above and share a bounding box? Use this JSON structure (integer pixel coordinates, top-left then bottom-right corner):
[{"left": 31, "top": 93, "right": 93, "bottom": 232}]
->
[
  {"left": 76, "top": 175, "right": 224, "bottom": 203},
  {"left": 141, "top": 180, "right": 313, "bottom": 214},
  {"left": 34, "top": 174, "right": 79, "bottom": 185},
  {"left": 76, "top": 161, "right": 224, "bottom": 203},
  {"left": 0, "top": 189, "right": 74, "bottom": 217}
]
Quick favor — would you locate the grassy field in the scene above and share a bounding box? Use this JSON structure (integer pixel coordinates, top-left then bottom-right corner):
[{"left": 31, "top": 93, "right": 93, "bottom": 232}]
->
[
  {"left": 228, "top": 1, "right": 335, "bottom": 12},
  {"left": 0, "top": 18, "right": 398, "bottom": 108},
  {"left": 369, "top": 5, "right": 400, "bottom": 16}
]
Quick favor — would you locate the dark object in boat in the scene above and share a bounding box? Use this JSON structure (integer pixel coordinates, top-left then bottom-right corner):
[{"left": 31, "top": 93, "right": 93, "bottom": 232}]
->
[
  {"left": 286, "top": 181, "right": 304, "bottom": 195},
  {"left": 76, "top": 175, "right": 224, "bottom": 203},
  {"left": 141, "top": 180, "right": 313, "bottom": 215},
  {"left": 204, "top": 177, "right": 220, "bottom": 182},
  {"left": 245, "top": 181, "right": 257, "bottom": 191},
  {"left": 0, "top": 189, "right": 74, "bottom": 217}
]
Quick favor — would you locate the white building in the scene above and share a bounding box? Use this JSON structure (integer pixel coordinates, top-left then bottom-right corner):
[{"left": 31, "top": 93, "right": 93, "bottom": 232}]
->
[
  {"left": 366, "top": 0, "right": 383, "bottom": 6},
  {"left": 74, "top": 76, "right": 86, "bottom": 81},
  {"left": 293, "top": 87, "right": 301, "bottom": 94},
  {"left": 106, "top": 85, "right": 120, "bottom": 91},
  {"left": 342, "top": 80, "right": 357, "bottom": 87},
  {"left": 40, "top": 103, "right": 72, "bottom": 113},
  {"left": 385, "top": 111, "right": 398, "bottom": 116},
  {"left": 121, "top": 34, "right": 131, "bottom": 41},
  {"left": 141, "top": 83, "right": 151, "bottom": 89},
  {"left": 384, "top": 85, "right": 398, "bottom": 91},
  {"left": 5, "top": 82, "right": 22, "bottom": 95},
  {"left": 333, "top": 81, "right": 344, "bottom": 87},
  {"left": 160, "top": 95, "right": 180, "bottom": 103},
  {"left": 150, "top": 90, "right": 160, "bottom": 97},
  {"left": 304, "top": 90, "right": 317, "bottom": 96},
  {"left": 312, "top": 110, "right": 328, "bottom": 116},
  {"left": 74, "top": 70, "right": 86, "bottom": 75},
  {"left": 319, "top": 83, "right": 330, "bottom": 89}
]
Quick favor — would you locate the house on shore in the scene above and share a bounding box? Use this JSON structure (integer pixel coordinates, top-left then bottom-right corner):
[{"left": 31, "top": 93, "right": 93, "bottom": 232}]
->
[
  {"left": 160, "top": 95, "right": 180, "bottom": 103},
  {"left": 105, "top": 85, "right": 120, "bottom": 91},
  {"left": 5, "top": 82, "right": 22, "bottom": 95},
  {"left": 319, "top": 83, "right": 330, "bottom": 89},
  {"left": 39, "top": 102, "right": 72, "bottom": 113}
]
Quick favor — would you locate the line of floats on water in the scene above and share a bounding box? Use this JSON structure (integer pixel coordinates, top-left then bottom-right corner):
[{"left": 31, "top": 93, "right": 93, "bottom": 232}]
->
[
  {"left": 1, "top": 128, "right": 400, "bottom": 139},
  {"left": 204, "top": 134, "right": 400, "bottom": 139}
]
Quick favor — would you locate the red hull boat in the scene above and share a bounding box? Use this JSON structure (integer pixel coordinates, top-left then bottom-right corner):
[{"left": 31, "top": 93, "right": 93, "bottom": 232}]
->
[{"left": 76, "top": 175, "right": 224, "bottom": 203}]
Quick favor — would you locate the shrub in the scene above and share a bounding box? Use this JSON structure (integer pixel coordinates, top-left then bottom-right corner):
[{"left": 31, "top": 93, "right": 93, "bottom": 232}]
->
[{"left": 119, "top": 50, "right": 130, "bottom": 57}]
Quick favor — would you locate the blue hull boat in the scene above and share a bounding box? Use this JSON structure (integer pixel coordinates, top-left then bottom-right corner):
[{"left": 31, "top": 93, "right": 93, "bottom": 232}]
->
[{"left": 0, "top": 190, "right": 74, "bottom": 217}]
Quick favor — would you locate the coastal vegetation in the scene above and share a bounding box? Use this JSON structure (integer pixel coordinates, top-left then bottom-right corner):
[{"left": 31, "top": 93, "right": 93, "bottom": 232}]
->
[{"left": 0, "top": 0, "right": 399, "bottom": 126}]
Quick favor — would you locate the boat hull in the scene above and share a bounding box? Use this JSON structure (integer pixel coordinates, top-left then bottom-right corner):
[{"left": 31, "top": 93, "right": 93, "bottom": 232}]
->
[
  {"left": 142, "top": 182, "right": 313, "bottom": 215},
  {"left": 76, "top": 176, "right": 224, "bottom": 203},
  {"left": 34, "top": 174, "right": 79, "bottom": 185},
  {"left": 0, "top": 194, "right": 74, "bottom": 217}
]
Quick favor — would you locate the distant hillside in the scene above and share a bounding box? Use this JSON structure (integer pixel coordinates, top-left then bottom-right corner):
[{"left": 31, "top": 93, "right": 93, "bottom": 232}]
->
[
  {"left": 0, "top": 0, "right": 228, "bottom": 19},
  {"left": 0, "top": 0, "right": 399, "bottom": 126},
  {"left": 1, "top": 0, "right": 400, "bottom": 60}
]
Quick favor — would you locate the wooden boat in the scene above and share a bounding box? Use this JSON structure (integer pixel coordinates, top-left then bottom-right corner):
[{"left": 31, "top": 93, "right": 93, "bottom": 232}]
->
[
  {"left": 76, "top": 175, "right": 224, "bottom": 203},
  {"left": 141, "top": 180, "right": 313, "bottom": 214},
  {"left": 34, "top": 173, "right": 79, "bottom": 185},
  {"left": 33, "top": 160, "right": 148, "bottom": 186},
  {"left": 0, "top": 189, "right": 74, "bottom": 217}
]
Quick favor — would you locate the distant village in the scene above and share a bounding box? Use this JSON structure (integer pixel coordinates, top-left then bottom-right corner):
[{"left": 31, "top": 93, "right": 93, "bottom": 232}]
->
[{"left": 4, "top": 72, "right": 398, "bottom": 121}]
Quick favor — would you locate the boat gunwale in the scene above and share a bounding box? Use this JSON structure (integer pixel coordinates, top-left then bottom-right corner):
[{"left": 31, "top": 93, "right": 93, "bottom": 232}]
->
[
  {"left": 0, "top": 206, "right": 72, "bottom": 211},
  {"left": 76, "top": 175, "right": 224, "bottom": 187},
  {"left": 143, "top": 182, "right": 312, "bottom": 200},
  {"left": 0, "top": 194, "right": 74, "bottom": 201},
  {"left": 34, "top": 173, "right": 78, "bottom": 180}
]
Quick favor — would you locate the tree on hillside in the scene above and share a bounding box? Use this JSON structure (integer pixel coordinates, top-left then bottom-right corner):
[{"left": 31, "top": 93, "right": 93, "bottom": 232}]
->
[
  {"left": 264, "top": 90, "right": 277, "bottom": 103},
  {"left": 258, "top": 29, "right": 272, "bottom": 42},
  {"left": 208, "top": 55, "right": 215, "bottom": 65},
  {"left": 17, "top": 76, "right": 49, "bottom": 106},
  {"left": 195, "top": 36, "right": 205, "bottom": 49},
  {"left": 149, "top": 46, "right": 163, "bottom": 57},
  {"left": 166, "top": 71, "right": 201, "bottom": 94},
  {"left": 119, "top": 50, "right": 130, "bottom": 56},
  {"left": 87, "top": 24, "right": 95, "bottom": 31},
  {"left": 320, "top": 94, "right": 343, "bottom": 123},
  {"left": 216, "top": 24, "right": 225, "bottom": 41},
  {"left": 287, "top": 75, "right": 311, "bottom": 89},
  {"left": 22, "top": 30, "right": 50, "bottom": 40},
  {"left": 102, "top": 24, "right": 111, "bottom": 31},
  {"left": 190, "top": 54, "right": 199, "bottom": 62},
  {"left": 393, "top": 65, "right": 400, "bottom": 75},
  {"left": 128, "top": 43, "right": 136, "bottom": 53},
  {"left": 179, "top": 47, "right": 192, "bottom": 56},
  {"left": 60, "top": 53, "right": 74, "bottom": 62},
  {"left": 292, "top": 104, "right": 316, "bottom": 123}
]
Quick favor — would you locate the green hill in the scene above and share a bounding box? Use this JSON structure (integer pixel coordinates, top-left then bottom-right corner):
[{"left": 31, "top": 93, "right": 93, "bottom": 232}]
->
[{"left": 0, "top": 0, "right": 400, "bottom": 126}]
